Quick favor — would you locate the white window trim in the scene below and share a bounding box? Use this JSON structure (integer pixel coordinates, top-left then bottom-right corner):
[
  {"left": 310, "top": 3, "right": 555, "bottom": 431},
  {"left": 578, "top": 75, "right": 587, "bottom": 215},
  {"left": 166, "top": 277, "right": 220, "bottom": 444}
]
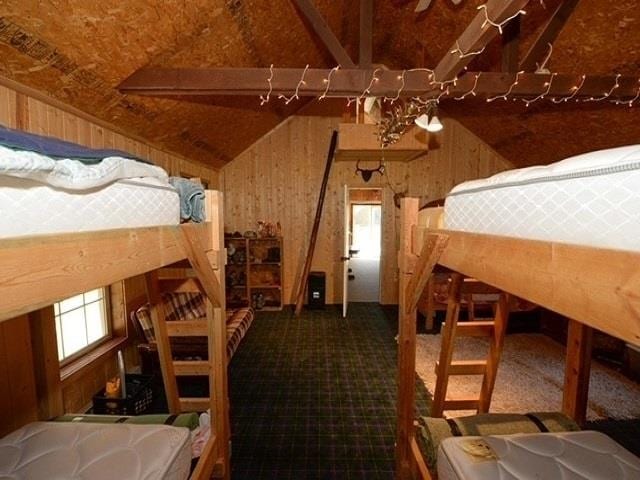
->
[{"left": 55, "top": 287, "right": 112, "bottom": 366}]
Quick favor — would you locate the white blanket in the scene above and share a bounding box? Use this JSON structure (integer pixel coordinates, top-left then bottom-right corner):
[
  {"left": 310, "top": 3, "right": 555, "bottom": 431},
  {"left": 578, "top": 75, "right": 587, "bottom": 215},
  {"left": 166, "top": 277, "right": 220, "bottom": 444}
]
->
[{"left": 0, "top": 144, "right": 168, "bottom": 190}]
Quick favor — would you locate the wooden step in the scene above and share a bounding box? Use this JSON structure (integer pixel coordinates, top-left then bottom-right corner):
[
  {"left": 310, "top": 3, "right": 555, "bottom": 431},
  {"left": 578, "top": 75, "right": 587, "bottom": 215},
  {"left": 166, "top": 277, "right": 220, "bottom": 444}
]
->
[
  {"left": 455, "top": 321, "right": 494, "bottom": 337},
  {"left": 443, "top": 398, "right": 480, "bottom": 411},
  {"left": 461, "top": 279, "right": 501, "bottom": 295},
  {"left": 179, "top": 397, "right": 210, "bottom": 412},
  {"left": 166, "top": 320, "right": 207, "bottom": 337},
  {"left": 436, "top": 359, "right": 487, "bottom": 375},
  {"left": 173, "top": 360, "right": 210, "bottom": 376},
  {"left": 158, "top": 267, "right": 197, "bottom": 279},
  {"left": 158, "top": 278, "right": 202, "bottom": 294}
]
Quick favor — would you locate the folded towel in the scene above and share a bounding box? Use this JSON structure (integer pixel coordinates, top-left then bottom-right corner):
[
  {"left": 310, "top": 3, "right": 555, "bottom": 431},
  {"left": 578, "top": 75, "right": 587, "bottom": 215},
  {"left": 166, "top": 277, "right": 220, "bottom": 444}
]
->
[{"left": 169, "top": 177, "right": 206, "bottom": 223}]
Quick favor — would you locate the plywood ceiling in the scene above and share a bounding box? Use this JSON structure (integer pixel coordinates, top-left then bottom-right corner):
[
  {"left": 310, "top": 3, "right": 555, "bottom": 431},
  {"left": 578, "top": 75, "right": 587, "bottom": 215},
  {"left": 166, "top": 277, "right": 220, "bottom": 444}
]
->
[{"left": 1, "top": 0, "right": 638, "bottom": 169}]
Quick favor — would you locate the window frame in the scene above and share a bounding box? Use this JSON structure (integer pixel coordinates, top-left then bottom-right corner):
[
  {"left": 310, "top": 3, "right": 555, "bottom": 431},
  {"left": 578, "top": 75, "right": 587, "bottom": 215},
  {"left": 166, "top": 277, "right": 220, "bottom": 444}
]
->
[{"left": 55, "top": 287, "right": 113, "bottom": 367}]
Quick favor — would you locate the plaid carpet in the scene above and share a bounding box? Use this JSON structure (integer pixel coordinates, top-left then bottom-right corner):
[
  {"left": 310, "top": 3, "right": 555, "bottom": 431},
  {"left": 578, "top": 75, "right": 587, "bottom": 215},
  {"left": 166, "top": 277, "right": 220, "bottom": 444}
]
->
[{"left": 228, "top": 303, "right": 430, "bottom": 480}]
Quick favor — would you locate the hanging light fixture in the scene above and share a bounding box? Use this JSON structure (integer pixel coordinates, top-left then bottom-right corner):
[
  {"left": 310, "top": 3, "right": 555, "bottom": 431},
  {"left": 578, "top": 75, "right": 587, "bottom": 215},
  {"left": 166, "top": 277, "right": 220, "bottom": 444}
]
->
[
  {"left": 426, "top": 114, "right": 443, "bottom": 132},
  {"left": 414, "top": 106, "right": 444, "bottom": 133},
  {"left": 414, "top": 113, "right": 430, "bottom": 130}
]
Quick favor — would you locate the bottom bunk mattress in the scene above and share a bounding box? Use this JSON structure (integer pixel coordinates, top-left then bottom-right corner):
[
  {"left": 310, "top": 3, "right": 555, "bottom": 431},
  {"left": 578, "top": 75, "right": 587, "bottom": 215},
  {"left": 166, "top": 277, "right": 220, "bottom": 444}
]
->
[
  {"left": 444, "top": 145, "right": 640, "bottom": 252},
  {"left": 0, "top": 421, "right": 191, "bottom": 479},
  {"left": 437, "top": 430, "right": 640, "bottom": 480},
  {"left": 0, "top": 175, "right": 179, "bottom": 238}
]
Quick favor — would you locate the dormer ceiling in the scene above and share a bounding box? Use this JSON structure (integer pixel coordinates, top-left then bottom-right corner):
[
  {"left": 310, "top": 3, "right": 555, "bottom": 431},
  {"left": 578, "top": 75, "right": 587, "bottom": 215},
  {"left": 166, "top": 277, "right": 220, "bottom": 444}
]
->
[{"left": 1, "top": 0, "right": 639, "bottom": 168}]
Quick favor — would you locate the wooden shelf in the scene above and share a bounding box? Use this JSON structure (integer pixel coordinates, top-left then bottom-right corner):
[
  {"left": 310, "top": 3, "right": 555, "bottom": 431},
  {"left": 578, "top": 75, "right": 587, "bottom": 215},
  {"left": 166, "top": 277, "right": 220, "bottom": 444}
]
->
[{"left": 224, "top": 236, "right": 283, "bottom": 311}]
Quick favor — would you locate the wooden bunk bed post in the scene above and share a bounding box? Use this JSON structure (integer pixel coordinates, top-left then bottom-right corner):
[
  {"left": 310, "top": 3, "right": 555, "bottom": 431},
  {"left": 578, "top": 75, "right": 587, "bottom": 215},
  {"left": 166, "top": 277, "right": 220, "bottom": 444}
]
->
[
  {"left": 562, "top": 319, "right": 593, "bottom": 426},
  {"left": 186, "top": 190, "right": 230, "bottom": 480},
  {"left": 396, "top": 197, "right": 448, "bottom": 480},
  {"left": 396, "top": 197, "right": 418, "bottom": 480},
  {"left": 206, "top": 190, "right": 231, "bottom": 479}
]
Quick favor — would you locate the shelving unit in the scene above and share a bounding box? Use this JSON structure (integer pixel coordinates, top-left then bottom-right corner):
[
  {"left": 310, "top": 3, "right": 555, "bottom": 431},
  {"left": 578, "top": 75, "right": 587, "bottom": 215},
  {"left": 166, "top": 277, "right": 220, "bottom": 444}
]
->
[{"left": 224, "top": 236, "right": 283, "bottom": 311}]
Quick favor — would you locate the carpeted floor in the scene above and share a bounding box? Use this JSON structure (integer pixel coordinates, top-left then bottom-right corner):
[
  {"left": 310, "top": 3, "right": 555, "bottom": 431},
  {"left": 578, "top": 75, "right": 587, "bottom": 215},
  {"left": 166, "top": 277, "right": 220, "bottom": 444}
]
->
[
  {"left": 147, "top": 304, "right": 640, "bottom": 477},
  {"left": 228, "top": 303, "right": 430, "bottom": 480},
  {"left": 415, "top": 333, "right": 640, "bottom": 420}
]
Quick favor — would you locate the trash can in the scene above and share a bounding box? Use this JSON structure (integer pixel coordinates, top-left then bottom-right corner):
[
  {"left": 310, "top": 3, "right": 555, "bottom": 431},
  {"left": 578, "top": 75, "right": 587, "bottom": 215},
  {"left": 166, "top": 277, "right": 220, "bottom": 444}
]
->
[{"left": 307, "top": 271, "right": 326, "bottom": 309}]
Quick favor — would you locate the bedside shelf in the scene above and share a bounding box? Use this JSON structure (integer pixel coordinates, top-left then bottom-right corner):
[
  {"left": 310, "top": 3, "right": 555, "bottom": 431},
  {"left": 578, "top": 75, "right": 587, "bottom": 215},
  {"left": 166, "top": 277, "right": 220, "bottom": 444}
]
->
[{"left": 224, "top": 236, "right": 283, "bottom": 311}]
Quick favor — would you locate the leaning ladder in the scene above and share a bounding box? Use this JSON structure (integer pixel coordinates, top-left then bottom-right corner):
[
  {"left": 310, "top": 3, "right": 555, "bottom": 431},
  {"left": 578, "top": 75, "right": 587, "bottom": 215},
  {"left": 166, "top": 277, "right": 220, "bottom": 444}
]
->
[
  {"left": 145, "top": 191, "right": 230, "bottom": 480},
  {"left": 431, "top": 273, "right": 510, "bottom": 417}
]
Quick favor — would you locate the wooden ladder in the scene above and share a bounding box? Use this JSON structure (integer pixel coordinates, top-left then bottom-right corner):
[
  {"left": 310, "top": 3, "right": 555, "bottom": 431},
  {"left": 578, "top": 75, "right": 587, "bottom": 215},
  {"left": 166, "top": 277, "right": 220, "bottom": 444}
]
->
[
  {"left": 145, "top": 192, "right": 230, "bottom": 479},
  {"left": 146, "top": 266, "right": 214, "bottom": 414},
  {"left": 431, "top": 273, "right": 510, "bottom": 417}
]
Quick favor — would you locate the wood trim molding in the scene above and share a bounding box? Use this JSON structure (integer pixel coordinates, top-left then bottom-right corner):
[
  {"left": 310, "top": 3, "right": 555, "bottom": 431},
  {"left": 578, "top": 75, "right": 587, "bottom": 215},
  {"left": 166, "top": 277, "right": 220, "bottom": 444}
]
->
[{"left": 60, "top": 336, "right": 128, "bottom": 385}]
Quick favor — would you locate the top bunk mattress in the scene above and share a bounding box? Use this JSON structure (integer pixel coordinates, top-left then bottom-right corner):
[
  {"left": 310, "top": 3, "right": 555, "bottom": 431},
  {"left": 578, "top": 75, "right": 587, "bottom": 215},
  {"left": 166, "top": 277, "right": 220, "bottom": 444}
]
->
[
  {"left": 444, "top": 145, "right": 640, "bottom": 252},
  {"left": 0, "top": 175, "right": 179, "bottom": 239},
  {"left": 0, "top": 125, "right": 183, "bottom": 239}
]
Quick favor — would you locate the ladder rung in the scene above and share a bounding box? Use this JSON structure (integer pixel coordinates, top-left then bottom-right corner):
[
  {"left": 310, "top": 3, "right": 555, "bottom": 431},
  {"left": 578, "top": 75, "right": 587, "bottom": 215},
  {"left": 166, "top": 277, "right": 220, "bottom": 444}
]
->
[
  {"left": 158, "top": 267, "right": 197, "bottom": 279},
  {"left": 179, "top": 397, "right": 210, "bottom": 412},
  {"left": 461, "top": 279, "right": 501, "bottom": 295},
  {"left": 158, "top": 278, "right": 202, "bottom": 293},
  {"left": 443, "top": 398, "right": 480, "bottom": 411},
  {"left": 436, "top": 360, "right": 487, "bottom": 376},
  {"left": 173, "top": 360, "right": 210, "bottom": 376},
  {"left": 166, "top": 320, "right": 207, "bottom": 337},
  {"left": 456, "top": 321, "right": 494, "bottom": 337}
]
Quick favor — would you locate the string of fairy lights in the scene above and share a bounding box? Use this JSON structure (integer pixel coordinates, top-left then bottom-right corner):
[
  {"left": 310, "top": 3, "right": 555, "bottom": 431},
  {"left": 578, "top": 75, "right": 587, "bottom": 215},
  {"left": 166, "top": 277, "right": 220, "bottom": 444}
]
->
[{"left": 257, "top": 1, "right": 639, "bottom": 145}]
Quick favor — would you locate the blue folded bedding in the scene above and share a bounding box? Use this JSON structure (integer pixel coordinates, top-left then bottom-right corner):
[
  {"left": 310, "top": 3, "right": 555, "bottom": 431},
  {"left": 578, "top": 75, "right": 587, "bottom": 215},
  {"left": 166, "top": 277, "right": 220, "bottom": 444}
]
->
[
  {"left": 169, "top": 177, "right": 206, "bottom": 223},
  {"left": 0, "top": 124, "right": 147, "bottom": 164}
]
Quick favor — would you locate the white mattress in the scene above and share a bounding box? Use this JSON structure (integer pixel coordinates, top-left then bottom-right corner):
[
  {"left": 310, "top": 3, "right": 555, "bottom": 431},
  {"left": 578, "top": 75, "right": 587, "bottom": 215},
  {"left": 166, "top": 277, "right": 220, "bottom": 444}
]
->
[
  {"left": 444, "top": 145, "right": 640, "bottom": 252},
  {"left": 437, "top": 430, "right": 640, "bottom": 480},
  {"left": 0, "top": 176, "right": 180, "bottom": 239},
  {"left": 0, "top": 421, "right": 191, "bottom": 480}
]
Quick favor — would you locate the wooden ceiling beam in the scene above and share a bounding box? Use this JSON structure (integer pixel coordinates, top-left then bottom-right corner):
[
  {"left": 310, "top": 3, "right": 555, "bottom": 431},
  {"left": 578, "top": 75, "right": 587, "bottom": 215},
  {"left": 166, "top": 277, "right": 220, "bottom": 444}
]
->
[
  {"left": 433, "top": 0, "right": 530, "bottom": 83},
  {"left": 291, "top": 0, "right": 356, "bottom": 68},
  {"left": 359, "top": 0, "right": 373, "bottom": 69},
  {"left": 520, "top": 0, "right": 581, "bottom": 72},
  {"left": 501, "top": 17, "right": 521, "bottom": 73},
  {"left": 119, "top": 68, "right": 640, "bottom": 102}
]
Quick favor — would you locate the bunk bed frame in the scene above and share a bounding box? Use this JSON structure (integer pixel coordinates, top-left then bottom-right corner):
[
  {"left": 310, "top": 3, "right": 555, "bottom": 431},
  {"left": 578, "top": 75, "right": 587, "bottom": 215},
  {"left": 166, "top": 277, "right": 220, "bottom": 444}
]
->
[
  {"left": 0, "top": 190, "right": 229, "bottom": 480},
  {"left": 395, "top": 196, "right": 640, "bottom": 480}
]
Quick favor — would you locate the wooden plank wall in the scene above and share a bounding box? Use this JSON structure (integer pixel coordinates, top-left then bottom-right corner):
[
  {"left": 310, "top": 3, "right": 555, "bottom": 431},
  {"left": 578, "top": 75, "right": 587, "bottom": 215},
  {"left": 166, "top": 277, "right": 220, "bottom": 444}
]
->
[
  {"left": 221, "top": 116, "right": 512, "bottom": 305},
  {"left": 0, "top": 79, "right": 219, "bottom": 435},
  {"left": 0, "top": 82, "right": 219, "bottom": 185},
  {"left": 407, "top": 119, "right": 513, "bottom": 202},
  {"left": 0, "top": 316, "right": 38, "bottom": 436}
]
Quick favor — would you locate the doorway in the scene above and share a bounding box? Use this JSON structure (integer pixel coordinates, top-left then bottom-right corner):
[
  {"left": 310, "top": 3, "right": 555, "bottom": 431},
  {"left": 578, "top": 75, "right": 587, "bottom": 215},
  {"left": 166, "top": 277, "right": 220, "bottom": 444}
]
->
[{"left": 346, "top": 188, "right": 382, "bottom": 303}]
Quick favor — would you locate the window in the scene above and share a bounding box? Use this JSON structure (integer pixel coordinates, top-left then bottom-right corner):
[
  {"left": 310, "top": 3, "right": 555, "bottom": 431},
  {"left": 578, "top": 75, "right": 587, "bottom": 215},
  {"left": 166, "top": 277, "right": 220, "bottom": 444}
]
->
[
  {"left": 54, "top": 288, "right": 110, "bottom": 363},
  {"left": 351, "top": 204, "right": 382, "bottom": 258}
]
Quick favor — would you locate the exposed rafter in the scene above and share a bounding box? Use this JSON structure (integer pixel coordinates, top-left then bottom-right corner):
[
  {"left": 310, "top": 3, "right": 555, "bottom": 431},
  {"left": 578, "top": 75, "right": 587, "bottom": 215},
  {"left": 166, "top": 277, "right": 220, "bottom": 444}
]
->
[
  {"left": 520, "top": 0, "right": 581, "bottom": 72},
  {"left": 359, "top": 0, "right": 373, "bottom": 68},
  {"left": 501, "top": 17, "right": 521, "bottom": 73},
  {"left": 432, "top": 0, "right": 530, "bottom": 83},
  {"left": 291, "top": 0, "right": 356, "bottom": 68},
  {"left": 119, "top": 68, "right": 640, "bottom": 103}
]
